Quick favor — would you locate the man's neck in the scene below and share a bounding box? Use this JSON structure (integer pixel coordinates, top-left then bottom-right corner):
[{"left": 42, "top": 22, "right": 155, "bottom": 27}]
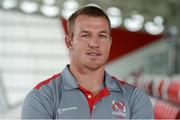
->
[{"left": 69, "top": 64, "right": 105, "bottom": 96}]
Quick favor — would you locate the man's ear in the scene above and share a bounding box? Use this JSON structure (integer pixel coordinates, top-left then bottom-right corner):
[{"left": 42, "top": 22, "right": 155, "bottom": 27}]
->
[
  {"left": 110, "top": 37, "right": 112, "bottom": 43},
  {"left": 65, "top": 35, "right": 73, "bottom": 49}
]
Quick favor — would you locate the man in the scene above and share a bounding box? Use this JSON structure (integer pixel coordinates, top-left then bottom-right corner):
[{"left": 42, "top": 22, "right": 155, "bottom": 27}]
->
[{"left": 21, "top": 6, "right": 154, "bottom": 119}]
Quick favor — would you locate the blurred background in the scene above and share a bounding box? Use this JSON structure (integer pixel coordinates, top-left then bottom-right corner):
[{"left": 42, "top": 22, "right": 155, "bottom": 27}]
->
[{"left": 0, "top": 0, "right": 180, "bottom": 119}]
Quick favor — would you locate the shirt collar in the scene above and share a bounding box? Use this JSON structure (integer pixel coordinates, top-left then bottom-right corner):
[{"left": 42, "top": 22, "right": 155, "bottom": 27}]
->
[
  {"left": 62, "top": 65, "right": 122, "bottom": 92},
  {"left": 62, "top": 65, "right": 79, "bottom": 90},
  {"left": 104, "top": 71, "right": 122, "bottom": 92}
]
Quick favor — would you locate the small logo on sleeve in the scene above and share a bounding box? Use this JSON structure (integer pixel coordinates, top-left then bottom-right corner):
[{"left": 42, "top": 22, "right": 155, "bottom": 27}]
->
[{"left": 112, "top": 100, "right": 126, "bottom": 119}]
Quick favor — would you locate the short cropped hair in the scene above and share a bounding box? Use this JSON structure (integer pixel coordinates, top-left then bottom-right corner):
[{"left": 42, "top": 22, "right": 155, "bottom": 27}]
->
[{"left": 67, "top": 6, "right": 111, "bottom": 37}]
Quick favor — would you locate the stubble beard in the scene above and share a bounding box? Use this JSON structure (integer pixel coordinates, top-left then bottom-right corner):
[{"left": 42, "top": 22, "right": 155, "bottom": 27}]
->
[
  {"left": 84, "top": 56, "right": 109, "bottom": 71},
  {"left": 71, "top": 51, "right": 109, "bottom": 72}
]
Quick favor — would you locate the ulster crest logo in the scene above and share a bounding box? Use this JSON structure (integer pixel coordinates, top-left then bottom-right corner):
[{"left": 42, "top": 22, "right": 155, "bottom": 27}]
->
[{"left": 112, "top": 100, "right": 126, "bottom": 119}]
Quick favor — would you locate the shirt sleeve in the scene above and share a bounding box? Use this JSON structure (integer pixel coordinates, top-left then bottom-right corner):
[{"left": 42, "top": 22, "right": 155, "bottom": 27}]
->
[
  {"left": 21, "top": 89, "right": 54, "bottom": 119},
  {"left": 130, "top": 88, "right": 154, "bottom": 119}
]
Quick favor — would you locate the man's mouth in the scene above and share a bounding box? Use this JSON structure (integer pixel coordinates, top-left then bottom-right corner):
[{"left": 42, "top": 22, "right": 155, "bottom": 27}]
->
[{"left": 86, "top": 52, "right": 102, "bottom": 56}]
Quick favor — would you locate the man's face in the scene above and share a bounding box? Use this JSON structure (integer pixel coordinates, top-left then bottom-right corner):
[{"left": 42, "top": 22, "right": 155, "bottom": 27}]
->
[{"left": 67, "top": 15, "right": 112, "bottom": 70}]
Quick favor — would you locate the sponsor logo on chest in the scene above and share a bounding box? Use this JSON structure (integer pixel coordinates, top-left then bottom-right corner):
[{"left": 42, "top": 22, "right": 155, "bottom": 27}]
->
[{"left": 58, "top": 106, "right": 78, "bottom": 115}]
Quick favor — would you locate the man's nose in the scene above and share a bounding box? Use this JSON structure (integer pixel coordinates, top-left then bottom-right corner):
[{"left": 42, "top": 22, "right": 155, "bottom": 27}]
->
[{"left": 88, "top": 38, "right": 99, "bottom": 48}]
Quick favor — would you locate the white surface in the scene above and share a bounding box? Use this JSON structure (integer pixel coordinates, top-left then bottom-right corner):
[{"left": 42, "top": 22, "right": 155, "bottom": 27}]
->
[
  {"left": 0, "top": 105, "right": 22, "bottom": 119},
  {"left": 0, "top": 9, "right": 69, "bottom": 115}
]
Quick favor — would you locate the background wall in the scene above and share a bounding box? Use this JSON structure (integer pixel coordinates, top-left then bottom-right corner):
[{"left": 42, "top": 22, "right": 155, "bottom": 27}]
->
[{"left": 0, "top": 10, "right": 69, "bottom": 118}]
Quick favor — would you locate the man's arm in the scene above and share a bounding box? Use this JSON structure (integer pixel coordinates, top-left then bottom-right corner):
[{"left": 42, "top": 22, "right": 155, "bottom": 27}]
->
[
  {"left": 21, "top": 89, "right": 54, "bottom": 119},
  {"left": 130, "top": 88, "right": 154, "bottom": 119}
]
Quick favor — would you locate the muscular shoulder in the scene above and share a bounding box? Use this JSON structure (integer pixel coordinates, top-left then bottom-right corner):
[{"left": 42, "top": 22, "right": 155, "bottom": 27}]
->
[
  {"left": 34, "top": 73, "right": 62, "bottom": 91},
  {"left": 21, "top": 73, "right": 63, "bottom": 119},
  {"left": 111, "top": 76, "right": 153, "bottom": 119},
  {"left": 111, "top": 76, "right": 136, "bottom": 94},
  {"left": 27, "top": 73, "right": 63, "bottom": 104},
  {"left": 111, "top": 76, "right": 148, "bottom": 104}
]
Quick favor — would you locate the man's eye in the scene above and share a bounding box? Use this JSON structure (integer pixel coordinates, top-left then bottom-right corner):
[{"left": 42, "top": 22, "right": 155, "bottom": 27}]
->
[
  {"left": 99, "top": 35, "right": 108, "bottom": 38},
  {"left": 81, "top": 34, "right": 89, "bottom": 38}
]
